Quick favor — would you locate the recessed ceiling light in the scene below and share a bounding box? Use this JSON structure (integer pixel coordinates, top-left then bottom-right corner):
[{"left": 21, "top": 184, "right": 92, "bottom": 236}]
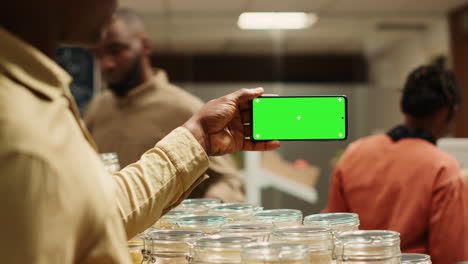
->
[{"left": 238, "top": 12, "right": 318, "bottom": 30}]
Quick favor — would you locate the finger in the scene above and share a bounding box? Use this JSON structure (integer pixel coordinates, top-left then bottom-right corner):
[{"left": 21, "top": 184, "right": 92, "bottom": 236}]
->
[
  {"left": 242, "top": 139, "right": 255, "bottom": 151},
  {"left": 264, "top": 140, "right": 281, "bottom": 151},
  {"left": 241, "top": 109, "right": 251, "bottom": 124},
  {"left": 243, "top": 140, "right": 281, "bottom": 151},
  {"left": 229, "top": 87, "right": 264, "bottom": 105},
  {"left": 244, "top": 140, "right": 281, "bottom": 151},
  {"left": 258, "top": 140, "right": 281, "bottom": 151},
  {"left": 244, "top": 125, "right": 252, "bottom": 138}
]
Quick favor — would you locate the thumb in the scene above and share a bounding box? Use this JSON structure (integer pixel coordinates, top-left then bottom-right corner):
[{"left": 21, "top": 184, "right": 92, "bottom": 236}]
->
[{"left": 231, "top": 87, "right": 264, "bottom": 103}]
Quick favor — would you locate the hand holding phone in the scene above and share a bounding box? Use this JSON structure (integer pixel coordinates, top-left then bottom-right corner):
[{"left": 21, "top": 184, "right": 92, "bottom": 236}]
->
[{"left": 251, "top": 96, "right": 348, "bottom": 141}]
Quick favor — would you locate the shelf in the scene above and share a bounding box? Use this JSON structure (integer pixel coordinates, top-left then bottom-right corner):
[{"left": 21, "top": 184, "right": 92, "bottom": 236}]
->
[{"left": 242, "top": 152, "right": 318, "bottom": 205}]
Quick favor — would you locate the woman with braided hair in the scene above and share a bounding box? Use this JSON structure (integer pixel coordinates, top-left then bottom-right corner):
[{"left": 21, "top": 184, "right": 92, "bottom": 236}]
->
[{"left": 324, "top": 65, "right": 468, "bottom": 264}]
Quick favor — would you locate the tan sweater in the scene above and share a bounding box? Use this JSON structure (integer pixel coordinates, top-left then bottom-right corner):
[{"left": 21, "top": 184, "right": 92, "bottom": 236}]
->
[
  {"left": 85, "top": 70, "right": 244, "bottom": 202},
  {"left": 0, "top": 26, "right": 209, "bottom": 263}
]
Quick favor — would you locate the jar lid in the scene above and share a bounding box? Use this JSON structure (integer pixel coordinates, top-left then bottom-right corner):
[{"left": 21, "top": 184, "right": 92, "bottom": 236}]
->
[
  {"left": 142, "top": 227, "right": 158, "bottom": 234},
  {"left": 210, "top": 203, "right": 260, "bottom": 213},
  {"left": 194, "top": 236, "right": 256, "bottom": 249},
  {"left": 335, "top": 230, "right": 401, "bottom": 258},
  {"left": 335, "top": 230, "right": 400, "bottom": 246},
  {"left": 176, "top": 215, "right": 227, "bottom": 225},
  {"left": 144, "top": 229, "right": 203, "bottom": 241},
  {"left": 222, "top": 223, "right": 272, "bottom": 232},
  {"left": 273, "top": 226, "right": 332, "bottom": 239},
  {"left": 243, "top": 242, "right": 308, "bottom": 252},
  {"left": 335, "top": 230, "right": 401, "bottom": 260},
  {"left": 253, "top": 209, "right": 302, "bottom": 221},
  {"left": 401, "top": 254, "right": 431, "bottom": 264},
  {"left": 161, "top": 210, "right": 193, "bottom": 219},
  {"left": 241, "top": 242, "right": 309, "bottom": 260},
  {"left": 304, "top": 213, "right": 359, "bottom": 226},
  {"left": 181, "top": 198, "right": 221, "bottom": 206}
]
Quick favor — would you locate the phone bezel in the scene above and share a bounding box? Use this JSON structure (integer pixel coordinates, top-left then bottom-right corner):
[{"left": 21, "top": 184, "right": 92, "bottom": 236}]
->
[{"left": 250, "top": 95, "right": 348, "bottom": 141}]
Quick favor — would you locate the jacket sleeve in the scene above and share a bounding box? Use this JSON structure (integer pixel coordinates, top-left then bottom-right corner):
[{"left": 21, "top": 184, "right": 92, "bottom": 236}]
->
[{"left": 112, "top": 127, "right": 209, "bottom": 238}]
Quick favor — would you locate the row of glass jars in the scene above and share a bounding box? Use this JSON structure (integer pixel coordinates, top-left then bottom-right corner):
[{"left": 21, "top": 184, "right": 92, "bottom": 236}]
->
[
  {"left": 130, "top": 199, "right": 431, "bottom": 264},
  {"left": 138, "top": 228, "right": 329, "bottom": 264},
  {"left": 135, "top": 229, "right": 429, "bottom": 264},
  {"left": 154, "top": 199, "right": 362, "bottom": 231}
]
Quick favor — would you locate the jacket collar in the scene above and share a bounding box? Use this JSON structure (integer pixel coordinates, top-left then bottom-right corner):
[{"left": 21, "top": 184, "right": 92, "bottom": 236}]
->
[
  {"left": 0, "top": 26, "right": 72, "bottom": 101},
  {"left": 0, "top": 27, "right": 98, "bottom": 150}
]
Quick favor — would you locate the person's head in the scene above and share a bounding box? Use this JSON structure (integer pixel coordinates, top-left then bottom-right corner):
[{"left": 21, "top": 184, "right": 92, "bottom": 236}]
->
[
  {"left": 60, "top": 0, "right": 118, "bottom": 46},
  {"left": 94, "top": 9, "right": 153, "bottom": 97},
  {"left": 402, "top": 65, "right": 462, "bottom": 139},
  {"left": 1, "top": 0, "right": 117, "bottom": 51}
]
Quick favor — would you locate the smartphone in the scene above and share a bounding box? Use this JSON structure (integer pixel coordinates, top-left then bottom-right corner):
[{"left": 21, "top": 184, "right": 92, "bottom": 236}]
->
[{"left": 251, "top": 96, "right": 348, "bottom": 141}]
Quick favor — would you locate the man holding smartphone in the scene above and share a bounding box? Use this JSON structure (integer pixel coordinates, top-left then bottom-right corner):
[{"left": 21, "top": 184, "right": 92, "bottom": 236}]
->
[
  {"left": 85, "top": 9, "right": 245, "bottom": 203},
  {"left": 0, "top": 0, "right": 280, "bottom": 263}
]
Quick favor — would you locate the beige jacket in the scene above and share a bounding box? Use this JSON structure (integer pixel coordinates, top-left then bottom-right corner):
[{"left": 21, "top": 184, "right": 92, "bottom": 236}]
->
[
  {"left": 85, "top": 70, "right": 244, "bottom": 202},
  {"left": 0, "top": 26, "right": 209, "bottom": 263}
]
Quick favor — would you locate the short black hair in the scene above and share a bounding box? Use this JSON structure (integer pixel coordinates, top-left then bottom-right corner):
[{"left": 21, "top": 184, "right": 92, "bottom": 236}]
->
[{"left": 401, "top": 65, "right": 462, "bottom": 118}]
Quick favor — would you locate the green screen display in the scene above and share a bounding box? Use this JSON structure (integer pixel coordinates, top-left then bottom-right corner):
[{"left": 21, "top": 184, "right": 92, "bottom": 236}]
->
[{"left": 252, "top": 96, "right": 347, "bottom": 140}]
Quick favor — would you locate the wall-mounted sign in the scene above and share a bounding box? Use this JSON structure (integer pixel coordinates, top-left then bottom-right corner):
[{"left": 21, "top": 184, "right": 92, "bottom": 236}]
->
[{"left": 56, "top": 46, "right": 96, "bottom": 115}]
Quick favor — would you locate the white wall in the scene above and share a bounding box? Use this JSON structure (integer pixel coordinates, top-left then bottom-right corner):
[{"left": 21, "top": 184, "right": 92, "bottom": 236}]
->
[{"left": 366, "top": 18, "right": 450, "bottom": 134}]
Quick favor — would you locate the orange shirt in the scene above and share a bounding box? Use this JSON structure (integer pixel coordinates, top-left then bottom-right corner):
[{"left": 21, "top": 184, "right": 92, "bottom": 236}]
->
[{"left": 324, "top": 134, "right": 468, "bottom": 264}]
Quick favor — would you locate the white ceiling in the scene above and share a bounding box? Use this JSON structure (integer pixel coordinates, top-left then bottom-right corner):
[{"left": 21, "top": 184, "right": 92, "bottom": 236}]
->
[
  {"left": 118, "top": 0, "right": 468, "bottom": 54},
  {"left": 120, "top": 0, "right": 466, "bottom": 14}
]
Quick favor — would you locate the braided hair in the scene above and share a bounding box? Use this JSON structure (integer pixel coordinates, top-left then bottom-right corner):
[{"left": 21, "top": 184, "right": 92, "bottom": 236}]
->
[{"left": 401, "top": 65, "right": 462, "bottom": 119}]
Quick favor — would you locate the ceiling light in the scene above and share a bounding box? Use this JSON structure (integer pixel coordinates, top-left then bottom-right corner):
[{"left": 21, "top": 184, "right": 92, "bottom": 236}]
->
[{"left": 238, "top": 12, "right": 318, "bottom": 30}]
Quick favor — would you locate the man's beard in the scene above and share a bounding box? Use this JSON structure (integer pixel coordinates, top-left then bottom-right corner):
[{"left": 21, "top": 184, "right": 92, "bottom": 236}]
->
[{"left": 108, "top": 55, "right": 143, "bottom": 97}]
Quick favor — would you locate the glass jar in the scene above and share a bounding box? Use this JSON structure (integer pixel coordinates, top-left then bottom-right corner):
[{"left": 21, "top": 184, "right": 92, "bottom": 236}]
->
[
  {"left": 252, "top": 209, "right": 303, "bottom": 227},
  {"left": 303, "top": 213, "right": 360, "bottom": 233},
  {"left": 241, "top": 242, "right": 310, "bottom": 264},
  {"left": 177, "top": 199, "right": 222, "bottom": 214},
  {"left": 209, "top": 204, "right": 263, "bottom": 222},
  {"left": 401, "top": 254, "right": 431, "bottom": 264},
  {"left": 334, "top": 230, "right": 401, "bottom": 264},
  {"left": 304, "top": 213, "right": 360, "bottom": 259},
  {"left": 154, "top": 210, "right": 194, "bottom": 229},
  {"left": 220, "top": 224, "right": 272, "bottom": 242},
  {"left": 191, "top": 236, "right": 256, "bottom": 264},
  {"left": 128, "top": 242, "right": 144, "bottom": 264},
  {"left": 271, "top": 226, "right": 333, "bottom": 264},
  {"left": 100, "top": 152, "right": 120, "bottom": 173},
  {"left": 175, "top": 215, "right": 228, "bottom": 234},
  {"left": 141, "top": 229, "right": 203, "bottom": 264}
]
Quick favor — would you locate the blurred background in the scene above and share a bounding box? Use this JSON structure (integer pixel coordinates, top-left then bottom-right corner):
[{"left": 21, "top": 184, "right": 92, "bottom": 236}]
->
[{"left": 57, "top": 0, "right": 468, "bottom": 214}]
